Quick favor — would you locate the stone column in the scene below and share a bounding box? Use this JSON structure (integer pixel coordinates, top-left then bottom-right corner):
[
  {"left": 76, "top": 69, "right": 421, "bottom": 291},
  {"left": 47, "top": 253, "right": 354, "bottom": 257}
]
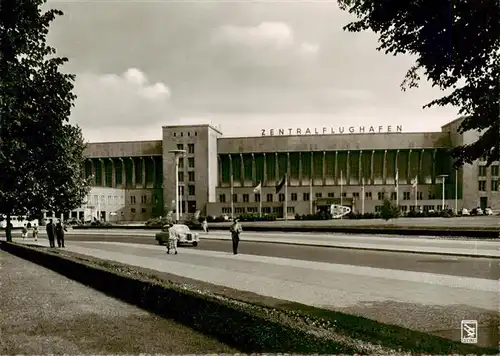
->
[
  {"left": 358, "top": 151, "right": 363, "bottom": 184},
  {"left": 322, "top": 151, "right": 326, "bottom": 185},
  {"left": 275, "top": 152, "right": 279, "bottom": 184},
  {"left": 100, "top": 159, "right": 105, "bottom": 186},
  {"left": 151, "top": 157, "right": 156, "bottom": 188},
  {"left": 229, "top": 154, "right": 233, "bottom": 183},
  {"left": 431, "top": 149, "right": 437, "bottom": 184},
  {"left": 370, "top": 150, "right": 375, "bottom": 185},
  {"left": 142, "top": 157, "right": 146, "bottom": 187},
  {"left": 287, "top": 152, "right": 291, "bottom": 179},
  {"left": 407, "top": 149, "right": 412, "bottom": 184},
  {"left": 395, "top": 150, "right": 400, "bottom": 184},
  {"left": 263, "top": 153, "right": 267, "bottom": 185},
  {"left": 217, "top": 155, "right": 222, "bottom": 187},
  {"left": 334, "top": 151, "right": 338, "bottom": 185},
  {"left": 383, "top": 150, "right": 388, "bottom": 185},
  {"left": 90, "top": 159, "right": 96, "bottom": 185},
  {"left": 240, "top": 153, "right": 245, "bottom": 186},
  {"left": 110, "top": 158, "right": 116, "bottom": 188},
  {"left": 131, "top": 157, "right": 136, "bottom": 188},
  {"left": 346, "top": 151, "right": 350, "bottom": 185},
  {"left": 251, "top": 153, "right": 256, "bottom": 185},
  {"left": 310, "top": 152, "right": 314, "bottom": 186},
  {"left": 298, "top": 152, "right": 302, "bottom": 186},
  {"left": 119, "top": 158, "right": 125, "bottom": 188}
]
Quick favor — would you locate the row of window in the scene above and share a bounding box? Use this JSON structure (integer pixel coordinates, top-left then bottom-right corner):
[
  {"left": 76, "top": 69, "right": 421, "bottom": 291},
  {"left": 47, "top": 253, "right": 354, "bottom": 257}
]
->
[
  {"left": 173, "top": 131, "right": 198, "bottom": 138},
  {"left": 219, "top": 191, "right": 442, "bottom": 203},
  {"left": 178, "top": 171, "right": 196, "bottom": 182},
  {"left": 129, "top": 195, "right": 160, "bottom": 205},
  {"left": 478, "top": 179, "right": 499, "bottom": 192},
  {"left": 478, "top": 164, "right": 499, "bottom": 177}
]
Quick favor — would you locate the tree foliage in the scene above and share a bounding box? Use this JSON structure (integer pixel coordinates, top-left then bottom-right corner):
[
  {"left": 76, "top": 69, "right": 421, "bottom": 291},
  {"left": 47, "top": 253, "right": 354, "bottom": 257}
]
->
[
  {"left": 338, "top": 0, "right": 500, "bottom": 167},
  {"left": 380, "top": 198, "right": 400, "bottom": 221},
  {"left": 0, "top": 0, "right": 91, "bottom": 241}
]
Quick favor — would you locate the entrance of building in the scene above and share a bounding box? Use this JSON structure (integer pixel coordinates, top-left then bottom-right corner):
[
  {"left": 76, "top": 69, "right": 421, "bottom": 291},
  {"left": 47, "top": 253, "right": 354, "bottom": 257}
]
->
[{"left": 480, "top": 197, "right": 488, "bottom": 210}]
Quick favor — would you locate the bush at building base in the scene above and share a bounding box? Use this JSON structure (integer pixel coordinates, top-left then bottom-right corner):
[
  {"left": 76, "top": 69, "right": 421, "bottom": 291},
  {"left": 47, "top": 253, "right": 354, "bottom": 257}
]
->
[{"left": 294, "top": 211, "right": 333, "bottom": 220}]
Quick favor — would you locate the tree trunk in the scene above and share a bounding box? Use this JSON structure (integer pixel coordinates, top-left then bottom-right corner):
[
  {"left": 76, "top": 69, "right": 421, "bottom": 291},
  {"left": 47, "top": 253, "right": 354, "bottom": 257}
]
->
[{"left": 6, "top": 213, "right": 12, "bottom": 242}]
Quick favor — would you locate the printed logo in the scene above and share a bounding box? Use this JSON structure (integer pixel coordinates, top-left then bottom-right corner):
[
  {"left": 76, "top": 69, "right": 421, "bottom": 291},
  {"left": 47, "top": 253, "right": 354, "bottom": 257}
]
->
[{"left": 461, "top": 320, "right": 478, "bottom": 344}]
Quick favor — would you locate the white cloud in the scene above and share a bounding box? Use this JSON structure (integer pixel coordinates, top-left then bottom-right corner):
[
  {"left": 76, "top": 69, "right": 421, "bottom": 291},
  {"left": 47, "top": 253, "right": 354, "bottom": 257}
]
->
[
  {"left": 70, "top": 68, "right": 172, "bottom": 130},
  {"left": 212, "top": 22, "right": 318, "bottom": 56}
]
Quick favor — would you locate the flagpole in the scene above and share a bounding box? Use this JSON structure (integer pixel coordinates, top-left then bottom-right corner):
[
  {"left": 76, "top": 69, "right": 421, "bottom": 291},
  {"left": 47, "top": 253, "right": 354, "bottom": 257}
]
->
[
  {"left": 415, "top": 180, "right": 418, "bottom": 209},
  {"left": 395, "top": 168, "right": 399, "bottom": 207},
  {"left": 259, "top": 192, "right": 262, "bottom": 218},
  {"left": 230, "top": 174, "right": 234, "bottom": 220},
  {"left": 455, "top": 169, "right": 458, "bottom": 214},
  {"left": 340, "top": 170, "right": 343, "bottom": 219},
  {"left": 361, "top": 177, "right": 365, "bottom": 215}
]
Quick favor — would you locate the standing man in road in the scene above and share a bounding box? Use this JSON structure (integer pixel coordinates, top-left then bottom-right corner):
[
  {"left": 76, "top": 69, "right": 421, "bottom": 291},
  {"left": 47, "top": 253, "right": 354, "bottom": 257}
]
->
[
  {"left": 166, "top": 223, "right": 178, "bottom": 255},
  {"left": 55, "top": 220, "right": 67, "bottom": 248},
  {"left": 230, "top": 218, "right": 242, "bottom": 255},
  {"left": 46, "top": 219, "right": 56, "bottom": 248}
]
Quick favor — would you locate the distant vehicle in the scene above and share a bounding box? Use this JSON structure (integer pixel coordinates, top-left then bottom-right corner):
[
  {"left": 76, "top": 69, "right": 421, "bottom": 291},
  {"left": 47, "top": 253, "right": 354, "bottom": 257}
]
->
[
  {"left": 460, "top": 208, "right": 470, "bottom": 216},
  {"left": 471, "top": 207, "right": 483, "bottom": 216},
  {"left": 0, "top": 215, "right": 39, "bottom": 228},
  {"left": 484, "top": 208, "right": 493, "bottom": 216},
  {"left": 330, "top": 205, "right": 351, "bottom": 219},
  {"left": 155, "top": 224, "right": 199, "bottom": 247}
]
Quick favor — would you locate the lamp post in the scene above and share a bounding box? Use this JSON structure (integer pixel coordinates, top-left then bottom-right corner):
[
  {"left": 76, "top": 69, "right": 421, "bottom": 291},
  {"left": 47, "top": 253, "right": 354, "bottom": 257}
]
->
[
  {"left": 438, "top": 174, "right": 448, "bottom": 211},
  {"left": 168, "top": 149, "right": 186, "bottom": 222}
]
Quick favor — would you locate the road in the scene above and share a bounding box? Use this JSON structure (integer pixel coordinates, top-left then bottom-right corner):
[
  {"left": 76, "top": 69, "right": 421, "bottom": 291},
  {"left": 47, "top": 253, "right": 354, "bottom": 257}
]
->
[{"left": 64, "top": 233, "right": 499, "bottom": 280}]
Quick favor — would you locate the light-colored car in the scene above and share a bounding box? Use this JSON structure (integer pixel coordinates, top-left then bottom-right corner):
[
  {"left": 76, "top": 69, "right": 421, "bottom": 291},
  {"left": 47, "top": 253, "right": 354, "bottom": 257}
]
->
[
  {"left": 155, "top": 224, "right": 200, "bottom": 247},
  {"left": 461, "top": 208, "right": 470, "bottom": 216},
  {"left": 484, "top": 208, "right": 493, "bottom": 216}
]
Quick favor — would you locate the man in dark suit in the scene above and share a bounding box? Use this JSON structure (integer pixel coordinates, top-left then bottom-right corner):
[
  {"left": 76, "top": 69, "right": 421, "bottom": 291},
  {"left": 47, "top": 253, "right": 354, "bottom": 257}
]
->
[
  {"left": 55, "top": 220, "right": 67, "bottom": 248},
  {"left": 45, "top": 219, "right": 56, "bottom": 248}
]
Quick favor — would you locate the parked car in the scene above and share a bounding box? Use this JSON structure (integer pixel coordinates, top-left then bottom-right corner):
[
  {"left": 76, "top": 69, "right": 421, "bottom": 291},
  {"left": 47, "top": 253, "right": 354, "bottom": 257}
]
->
[
  {"left": 460, "top": 208, "right": 470, "bottom": 216},
  {"left": 484, "top": 208, "right": 493, "bottom": 216},
  {"left": 155, "top": 224, "right": 199, "bottom": 247}
]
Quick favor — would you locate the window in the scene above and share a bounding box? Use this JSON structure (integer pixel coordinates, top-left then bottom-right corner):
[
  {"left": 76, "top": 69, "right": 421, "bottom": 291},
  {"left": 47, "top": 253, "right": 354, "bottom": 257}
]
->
[
  {"left": 141, "top": 208, "right": 147, "bottom": 213},
  {"left": 327, "top": 192, "right": 335, "bottom": 198},
  {"left": 235, "top": 207, "right": 245, "bottom": 214},
  {"left": 279, "top": 194, "right": 285, "bottom": 202},
  {"left": 390, "top": 192, "right": 397, "bottom": 200},
  {"left": 178, "top": 171, "right": 184, "bottom": 182},
  {"left": 492, "top": 179, "right": 499, "bottom": 192},
  {"left": 262, "top": 207, "right": 271, "bottom": 214},
  {"left": 428, "top": 193, "right": 436, "bottom": 199},
  {"left": 365, "top": 192, "right": 372, "bottom": 199},
  {"left": 188, "top": 132, "right": 191, "bottom": 137},
  {"left": 188, "top": 171, "right": 195, "bottom": 181},
  {"left": 400, "top": 205, "right": 408, "bottom": 212},
  {"left": 403, "top": 192, "right": 411, "bottom": 200},
  {"left": 179, "top": 158, "right": 184, "bottom": 167},
  {"left": 243, "top": 194, "right": 249, "bottom": 203},
  {"left": 287, "top": 206, "right": 295, "bottom": 213},
  {"left": 107, "top": 195, "right": 112, "bottom": 203},
  {"left": 232, "top": 194, "right": 238, "bottom": 203},
  {"left": 254, "top": 193, "right": 261, "bottom": 202},
  {"left": 188, "top": 185, "right": 195, "bottom": 196},
  {"left": 352, "top": 192, "right": 360, "bottom": 199},
  {"left": 178, "top": 186, "right": 185, "bottom": 196},
  {"left": 131, "top": 208, "right": 136, "bottom": 213},
  {"left": 222, "top": 207, "right": 231, "bottom": 214},
  {"left": 272, "top": 207, "right": 283, "bottom": 214},
  {"left": 141, "top": 195, "right": 147, "bottom": 204},
  {"left": 188, "top": 157, "right": 195, "bottom": 168},
  {"left": 247, "top": 207, "right": 258, "bottom": 213},
  {"left": 188, "top": 144, "right": 195, "bottom": 154},
  {"left": 130, "top": 196, "right": 136, "bottom": 204},
  {"left": 479, "top": 180, "right": 486, "bottom": 191},
  {"left": 303, "top": 193, "right": 310, "bottom": 201},
  {"left": 492, "top": 165, "right": 499, "bottom": 176},
  {"left": 180, "top": 132, "right": 184, "bottom": 137},
  {"left": 342, "top": 192, "right": 347, "bottom": 198},
  {"left": 375, "top": 206, "right": 382, "bottom": 213},
  {"left": 291, "top": 193, "right": 297, "bottom": 201},
  {"left": 377, "top": 192, "right": 384, "bottom": 200},
  {"left": 417, "top": 192, "right": 423, "bottom": 200},
  {"left": 478, "top": 166, "right": 487, "bottom": 176},
  {"left": 315, "top": 192, "right": 322, "bottom": 198},
  {"left": 177, "top": 144, "right": 184, "bottom": 150},
  {"left": 266, "top": 194, "right": 273, "bottom": 202}
]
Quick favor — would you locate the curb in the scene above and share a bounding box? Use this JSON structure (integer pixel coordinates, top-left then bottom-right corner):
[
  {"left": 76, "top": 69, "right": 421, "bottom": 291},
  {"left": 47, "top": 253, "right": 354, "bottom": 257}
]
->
[{"left": 199, "top": 237, "right": 500, "bottom": 259}]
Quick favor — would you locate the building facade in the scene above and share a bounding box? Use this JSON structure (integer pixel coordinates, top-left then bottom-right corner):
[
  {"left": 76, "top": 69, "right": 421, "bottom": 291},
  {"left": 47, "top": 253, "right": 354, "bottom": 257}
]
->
[{"left": 72, "top": 117, "right": 499, "bottom": 222}]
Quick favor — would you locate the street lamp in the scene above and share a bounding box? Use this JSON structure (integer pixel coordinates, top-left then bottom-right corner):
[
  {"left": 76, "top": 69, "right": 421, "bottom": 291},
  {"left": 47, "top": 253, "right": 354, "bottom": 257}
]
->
[
  {"left": 437, "top": 174, "right": 448, "bottom": 211},
  {"left": 168, "top": 149, "right": 186, "bottom": 223}
]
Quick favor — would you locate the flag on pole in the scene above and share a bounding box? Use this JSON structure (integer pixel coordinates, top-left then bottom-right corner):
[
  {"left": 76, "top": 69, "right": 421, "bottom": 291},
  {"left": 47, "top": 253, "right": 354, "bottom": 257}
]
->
[
  {"left": 253, "top": 182, "right": 262, "bottom": 193},
  {"left": 411, "top": 176, "right": 418, "bottom": 188},
  {"left": 276, "top": 176, "right": 286, "bottom": 194}
]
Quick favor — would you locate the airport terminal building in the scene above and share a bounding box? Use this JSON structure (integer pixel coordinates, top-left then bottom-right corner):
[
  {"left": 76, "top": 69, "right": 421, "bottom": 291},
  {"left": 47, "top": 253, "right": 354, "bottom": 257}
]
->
[{"left": 66, "top": 117, "right": 499, "bottom": 222}]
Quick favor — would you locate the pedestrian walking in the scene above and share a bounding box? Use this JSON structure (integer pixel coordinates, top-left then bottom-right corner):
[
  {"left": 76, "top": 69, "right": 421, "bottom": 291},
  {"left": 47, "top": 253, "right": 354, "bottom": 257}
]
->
[
  {"left": 32, "top": 224, "right": 39, "bottom": 241},
  {"left": 46, "top": 219, "right": 56, "bottom": 248},
  {"left": 55, "top": 221, "right": 67, "bottom": 248},
  {"left": 21, "top": 224, "right": 28, "bottom": 239},
  {"left": 166, "top": 223, "right": 178, "bottom": 255},
  {"left": 202, "top": 219, "right": 208, "bottom": 233},
  {"left": 230, "top": 218, "right": 242, "bottom": 255}
]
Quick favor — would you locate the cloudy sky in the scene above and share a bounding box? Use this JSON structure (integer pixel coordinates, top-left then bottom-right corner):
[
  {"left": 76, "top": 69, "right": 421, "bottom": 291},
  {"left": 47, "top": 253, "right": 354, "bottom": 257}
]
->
[{"left": 46, "top": 0, "right": 458, "bottom": 142}]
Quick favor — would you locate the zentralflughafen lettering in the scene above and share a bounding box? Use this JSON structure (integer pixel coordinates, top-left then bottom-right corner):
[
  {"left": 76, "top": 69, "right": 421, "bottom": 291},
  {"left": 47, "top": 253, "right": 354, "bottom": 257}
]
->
[{"left": 261, "top": 125, "right": 403, "bottom": 136}]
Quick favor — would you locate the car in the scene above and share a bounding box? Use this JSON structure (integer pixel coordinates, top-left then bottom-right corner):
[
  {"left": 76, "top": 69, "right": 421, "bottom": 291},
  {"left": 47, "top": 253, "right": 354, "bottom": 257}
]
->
[
  {"left": 484, "top": 208, "right": 493, "bottom": 216},
  {"left": 155, "top": 224, "right": 199, "bottom": 247}
]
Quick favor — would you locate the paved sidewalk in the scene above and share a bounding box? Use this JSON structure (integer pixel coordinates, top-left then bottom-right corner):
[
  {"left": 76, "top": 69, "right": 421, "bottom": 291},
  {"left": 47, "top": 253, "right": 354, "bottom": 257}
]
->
[
  {"left": 58, "top": 229, "right": 500, "bottom": 258},
  {"left": 12, "top": 238, "right": 499, "bottom": 347},
  {"left": 0, "top": 249, "right": 235, "bottom": 354}
]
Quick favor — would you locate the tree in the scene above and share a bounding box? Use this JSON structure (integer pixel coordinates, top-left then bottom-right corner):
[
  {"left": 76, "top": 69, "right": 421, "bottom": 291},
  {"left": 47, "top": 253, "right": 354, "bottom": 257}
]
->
[
  {"left": 0, "top": 0, "right": 91, "bottom": 242},
  {"left": 338, "top": 0, "right": 500, "bottom": 167},
  {"left": 380, "top": 198, "right": 400, "bottom": 221}
]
